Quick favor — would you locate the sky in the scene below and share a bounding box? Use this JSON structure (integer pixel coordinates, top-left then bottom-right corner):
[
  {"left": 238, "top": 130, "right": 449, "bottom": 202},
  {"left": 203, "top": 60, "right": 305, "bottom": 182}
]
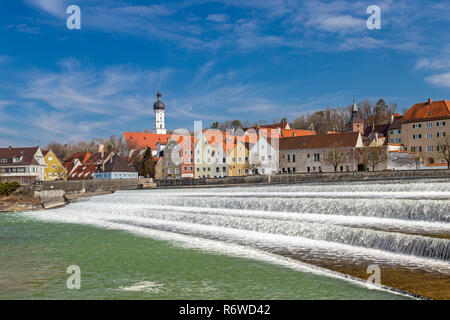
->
[{"left": 0, "top": 0, "right": 449, "bottom": 147}]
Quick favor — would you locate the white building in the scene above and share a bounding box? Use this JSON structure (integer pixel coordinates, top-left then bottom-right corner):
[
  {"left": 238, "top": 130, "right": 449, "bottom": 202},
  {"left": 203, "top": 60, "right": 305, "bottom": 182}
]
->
[
  {"left": 249, "top": 135, "right": 279, "bottom": 175},
  {"left": 0, "top": 146, "right": 46, "bottom": 184},
  {"left": 153, "top": 91, "right": 166, "bottom": 134}
]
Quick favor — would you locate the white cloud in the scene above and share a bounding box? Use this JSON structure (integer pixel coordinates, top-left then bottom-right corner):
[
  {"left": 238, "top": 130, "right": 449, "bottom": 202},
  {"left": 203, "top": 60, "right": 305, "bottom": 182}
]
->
[
  {"left": 206, "top": 14, "right": 229, "bottom": 23},
  {"left": 426, "top": 72, "right": 450, "bottom": 88}
]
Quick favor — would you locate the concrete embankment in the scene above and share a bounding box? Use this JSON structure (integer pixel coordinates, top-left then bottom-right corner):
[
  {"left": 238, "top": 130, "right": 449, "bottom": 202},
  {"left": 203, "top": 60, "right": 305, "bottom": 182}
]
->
[
  {"left": 156, "top": 169, "right": 450, "bottom": 187},
  {"left": 0, "top": 178, "right": 156, "bottom": 212}
]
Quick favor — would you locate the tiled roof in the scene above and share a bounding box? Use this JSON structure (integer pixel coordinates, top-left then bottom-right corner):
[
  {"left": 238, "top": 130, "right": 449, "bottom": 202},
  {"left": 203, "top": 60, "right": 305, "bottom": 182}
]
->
[
  {"left": 124, "top": 132, "right": 171, "bottom": 150},
  {"left": 103, "top": 155, "right": 137, "bottom": 173},
  {"left": 68, "top": 163, "right": 98, "bottom": 180},
  {"left": 279, "top": 132, "right": 360, "bottom": 150},
  {"left": 402, "top": 100, "right": 450, "bottom": 123},
  {"left": 66, "top": 152, "right": 91, "bottom": 164},
  {"left": 281, "top": 129, "right": 316, "bottom": 137},
  {"left": 363, "top": 123, "right": 390, "bottom": 137},
  {"left": 0, "top": 147, "right": 40, "bottom": 166}
]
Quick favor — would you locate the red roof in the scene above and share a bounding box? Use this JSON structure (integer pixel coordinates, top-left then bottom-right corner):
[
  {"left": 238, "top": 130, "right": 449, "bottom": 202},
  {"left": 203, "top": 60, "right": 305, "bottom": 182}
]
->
[
  {"left": 402, "top": 99, "right": 450, "bottom": 123},
  {"left": 280, "top": 132, "right": 360, "bottom": 150},
  {"left": 0, "top": 147, "right": 40, "bottom": 166},
  {"left": 124, "top": 132, "right": 171, "bottom": 150},
  {"left": 68, "top": 163, "right": 98, "bottom": 180},
  {"left": 66, "top": 152, "right": 91, "bottom": 164},
  {"left": 281, "top": 129, "right": 316, "bottom": 137}
]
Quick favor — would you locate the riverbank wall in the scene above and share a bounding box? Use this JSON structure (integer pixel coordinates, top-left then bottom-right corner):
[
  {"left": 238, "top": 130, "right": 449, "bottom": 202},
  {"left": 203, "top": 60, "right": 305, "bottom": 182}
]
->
[
  {"left": 3, "top": 178, "right": 157, "bottom": 211},
  {"left": 156, "top": 169, "right": 450, "bottom": 187}
]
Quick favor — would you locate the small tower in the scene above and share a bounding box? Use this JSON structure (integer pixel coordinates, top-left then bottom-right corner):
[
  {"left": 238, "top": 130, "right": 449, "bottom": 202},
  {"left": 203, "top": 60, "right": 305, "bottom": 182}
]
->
[
  {"left": 346, "top": 100, "right": 364, "bottom": 134},
  {"left": 153, "top": 91, "right": 166, "bottom": 134}
]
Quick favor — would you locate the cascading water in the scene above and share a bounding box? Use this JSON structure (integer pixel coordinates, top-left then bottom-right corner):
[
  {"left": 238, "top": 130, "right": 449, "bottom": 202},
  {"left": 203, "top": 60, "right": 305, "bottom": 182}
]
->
[{"left": 26, "top": 179, "right": 450, "bottom": 279}]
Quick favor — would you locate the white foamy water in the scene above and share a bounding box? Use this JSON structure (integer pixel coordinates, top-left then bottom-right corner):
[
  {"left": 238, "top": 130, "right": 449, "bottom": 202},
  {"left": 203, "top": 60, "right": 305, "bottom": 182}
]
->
[{"left": 25, "top": 179, "right": 450, "bottom": 290}]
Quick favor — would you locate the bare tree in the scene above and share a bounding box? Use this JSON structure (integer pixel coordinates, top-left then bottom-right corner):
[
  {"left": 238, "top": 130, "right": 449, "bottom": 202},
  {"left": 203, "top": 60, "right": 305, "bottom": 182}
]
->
[
  {"left": 324, "top": 145, "right": 348, "bottom": 172},
  {"left": 248, "top": 153, "right": 262, "bottom": 175},
  {"left": 362, "top": 147, "right": 387, "bottom": 171},
  {"left": 438, "top": 136, "right": 450, "bottom": 169}
]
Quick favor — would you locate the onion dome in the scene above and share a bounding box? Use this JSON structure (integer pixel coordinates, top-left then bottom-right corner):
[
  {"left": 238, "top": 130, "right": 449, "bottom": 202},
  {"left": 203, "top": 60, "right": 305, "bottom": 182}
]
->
[{"left": 153, "top": 91, "right": 165, "bottom": 110}]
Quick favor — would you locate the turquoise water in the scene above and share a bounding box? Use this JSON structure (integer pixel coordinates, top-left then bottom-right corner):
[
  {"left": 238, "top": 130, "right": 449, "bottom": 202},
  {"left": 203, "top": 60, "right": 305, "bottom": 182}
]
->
[{"left": 0, "top": 213, "right": 405, "bottom": 300}]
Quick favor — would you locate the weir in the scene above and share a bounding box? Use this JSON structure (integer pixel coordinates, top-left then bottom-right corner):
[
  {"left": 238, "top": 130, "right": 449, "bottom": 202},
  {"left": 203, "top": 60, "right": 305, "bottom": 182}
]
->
[{"left": 27, "top": 179, "right": 450, "bottom": 278}]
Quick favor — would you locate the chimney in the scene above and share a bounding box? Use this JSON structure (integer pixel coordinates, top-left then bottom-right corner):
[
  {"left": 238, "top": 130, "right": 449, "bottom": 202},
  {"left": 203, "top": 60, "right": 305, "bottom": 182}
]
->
[
  {"left": 8, "top": 145, "right": 12, "bottom": 150},
  {"left": 428, "top": 98, "right": 432, "bottom": 104},
  {"left": 97, "top": 144, "right": 104, "bottom": 159}
]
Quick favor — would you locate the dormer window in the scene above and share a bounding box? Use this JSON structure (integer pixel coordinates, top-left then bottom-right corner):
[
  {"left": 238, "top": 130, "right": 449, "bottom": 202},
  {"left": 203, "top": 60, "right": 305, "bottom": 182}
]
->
[
  {"left": 1, "top": 159, "right": 7, "bottom": 163},
  {"left": 13, "top": 157, "right": 22, "bottom": 163}
]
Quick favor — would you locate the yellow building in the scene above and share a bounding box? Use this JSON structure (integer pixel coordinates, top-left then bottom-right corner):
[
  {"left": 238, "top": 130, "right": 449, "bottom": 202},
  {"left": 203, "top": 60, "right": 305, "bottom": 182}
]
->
[
  {"left": 42, "top": 150, "right": 67, "bottom": 181},
  {"left": 227, "top": 141, "right": 250, "bottom": 176}
]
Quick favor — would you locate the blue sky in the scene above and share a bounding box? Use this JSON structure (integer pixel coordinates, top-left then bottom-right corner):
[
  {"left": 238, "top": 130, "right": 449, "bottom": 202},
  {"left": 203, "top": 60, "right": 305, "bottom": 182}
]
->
[{"left": 0, "top": 0, "right": 449, "bottom": 146}]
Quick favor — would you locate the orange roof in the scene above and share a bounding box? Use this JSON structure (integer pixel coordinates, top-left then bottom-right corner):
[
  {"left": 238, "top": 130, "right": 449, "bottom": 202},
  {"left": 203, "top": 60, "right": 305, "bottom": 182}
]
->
[
  {"left": 402, "top": 99, "right": 450, "bottom": 123},
  {"left": 281, "top": 129, "right": 316, "bottom": 137},
  {"left": 124, "top": 132, "right": 171, "bottom": 150},
  {"left": 66, "top": 152, "right": 91, "bottom": 164}
]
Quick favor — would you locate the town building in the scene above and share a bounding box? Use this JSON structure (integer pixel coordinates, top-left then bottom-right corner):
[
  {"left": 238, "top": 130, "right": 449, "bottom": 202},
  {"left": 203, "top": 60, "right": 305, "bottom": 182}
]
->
[
  {"left": 42, "top": 149, "right": 67, "bottom": 181},
  {"left": 93, "top": 154, "right": 138, "bottom": 180},
  {"left": 0, "top": 146, "right": 46, "bottom": 184},
  {"left": 279, "top": 132, "right": 363, "bottom": 173},
  {"left": 401, "top": 99, "right": 450, "bottom": 165}
]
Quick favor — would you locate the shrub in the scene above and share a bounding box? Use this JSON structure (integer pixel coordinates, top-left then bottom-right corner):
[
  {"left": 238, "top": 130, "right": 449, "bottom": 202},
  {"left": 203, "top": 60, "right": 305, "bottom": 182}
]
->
[{"left": 0, "top": 181, "right": 21, "bottom": 196}]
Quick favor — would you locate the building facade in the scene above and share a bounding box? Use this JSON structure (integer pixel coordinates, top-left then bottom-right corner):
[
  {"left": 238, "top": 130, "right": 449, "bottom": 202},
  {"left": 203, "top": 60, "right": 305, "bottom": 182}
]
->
[
  {"left": 401, "top": 99, "right": 450, "bottom": 165},
  {"left": 0, "top": 147, "right": 46, "bottom": 184},
  {"left": 42, "top": 150, "right": 67, "bottom": 181},
  {"left": 279, "top": 132, "right": 363, "bottom": 173}
]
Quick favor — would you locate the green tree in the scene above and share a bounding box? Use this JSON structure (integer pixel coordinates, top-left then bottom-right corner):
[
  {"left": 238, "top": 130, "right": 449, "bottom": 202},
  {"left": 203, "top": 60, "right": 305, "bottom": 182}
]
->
[{"left": 141, "top": 147, "right": 155, "bottom": 178}]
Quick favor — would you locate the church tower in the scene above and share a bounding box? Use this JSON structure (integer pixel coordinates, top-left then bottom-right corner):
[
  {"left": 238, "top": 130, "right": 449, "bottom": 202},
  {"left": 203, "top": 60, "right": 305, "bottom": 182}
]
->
[
  {"left": 153, "top": 91, "right": 166, "bottom": 134},
  {"left": 346, "top": 100, "right": 364, "bottom": 134}
]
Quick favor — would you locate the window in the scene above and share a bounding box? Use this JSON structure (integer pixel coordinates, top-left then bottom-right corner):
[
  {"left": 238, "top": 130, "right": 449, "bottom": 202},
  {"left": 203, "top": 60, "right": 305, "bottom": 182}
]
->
[
  {"left": 223, "top": 167, "right": 226, "bottom": 171},
  {"left": 397, "top": 129, "right": 401, "bottom": 134},
  {"left": 314, "top": 153, "right": 320, "bottom": 162},
  {"left": 437, "top": 121, "right": 446, "bottom": 126},
  {"left": 413, "top": 134, "right": 422, "bottom": 139},
  {"left": 390, "top": 130, "right": 394, "bottom": 135},
  {"left": 437, "top": 132, "right": 446, "bottom": 137},
  {"left": 413, "top": 124, "right": 422, "bottom": 128},
  {"left": 292, "top": 155, "right": 296, "bottom": 163},
  {"left": 426, "top": 123, "right": 432, "bottom": 128},
  {"left": 287, "top": 155, "right": 290, "bottom": 163},
  {"left": 426, "top": 133, "right": 433, "bottom": 139},
  {"left": 427, "top": 146, "right": 433, "bottom": 152},
  {"left": 0, "top": 159, "right": 6, "bottom": 163},
  {"left": 293, "top": 167, "right": 296, "bottom": 173},
  {"left": 216, "top": 167, "right": 219, "bottom": 173},
  {"left": 395, "top": 138, "right": 401, "bottom": 143},
  {"left": 52, "top": 164, "right": 56, "bottom": 169}
]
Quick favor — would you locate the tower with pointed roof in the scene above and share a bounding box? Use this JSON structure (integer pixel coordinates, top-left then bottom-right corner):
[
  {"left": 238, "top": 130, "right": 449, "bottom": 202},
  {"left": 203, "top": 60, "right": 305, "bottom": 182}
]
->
[
  {"left": 346, "top": 100, "right": 364, "bottom": 134},
  {"left": 153, "top": 91, "right": 166, "bottom": 134}
]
